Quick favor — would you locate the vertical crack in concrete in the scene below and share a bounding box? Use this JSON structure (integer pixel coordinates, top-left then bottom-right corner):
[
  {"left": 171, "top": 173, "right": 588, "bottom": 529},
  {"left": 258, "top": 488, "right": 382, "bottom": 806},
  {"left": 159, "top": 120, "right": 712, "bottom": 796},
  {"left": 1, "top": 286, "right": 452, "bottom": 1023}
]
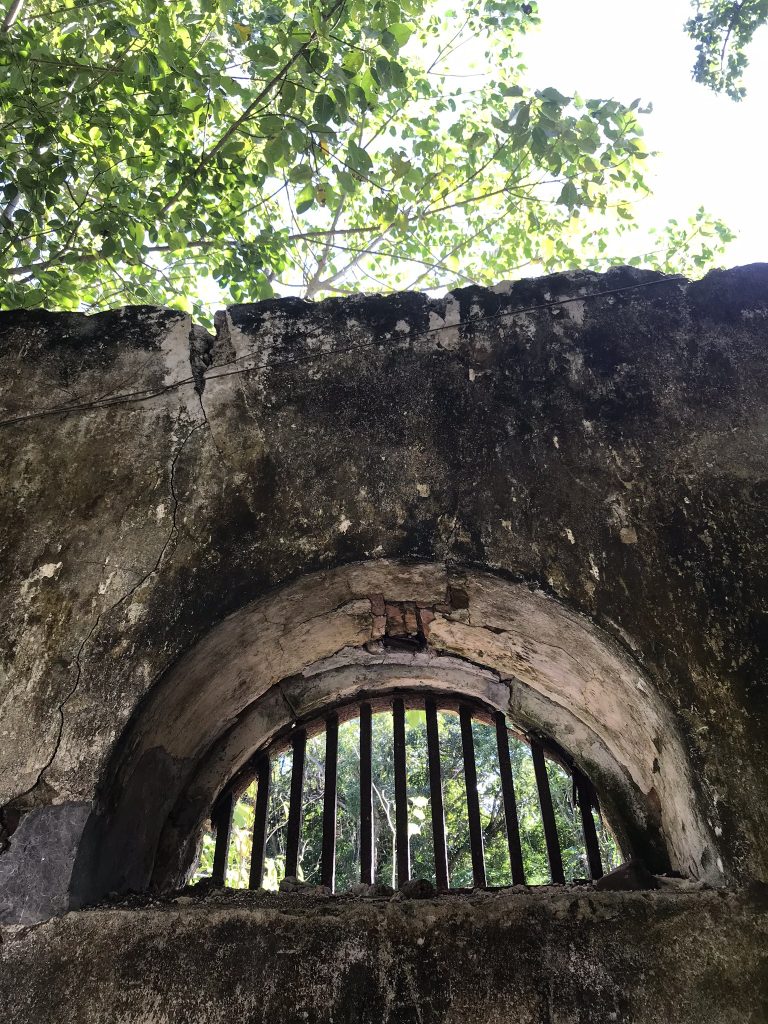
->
[
  {"left": 189, "top": 321, "right": 224, "bottom": 455},
  {"left": 3, "top": 412, "right": 206, "bottom": 812},
  {"left": 5, "top": 315, "right": 217, "bottom": 813},
  {"left": 109, "top": 411, "right": 206, "bottom": 608},
  {"left": 3, "top": 616, "right": 103, "bottom": 818},
  {"left": 196, "top": 391, "right": 223, "bottom": 457}
]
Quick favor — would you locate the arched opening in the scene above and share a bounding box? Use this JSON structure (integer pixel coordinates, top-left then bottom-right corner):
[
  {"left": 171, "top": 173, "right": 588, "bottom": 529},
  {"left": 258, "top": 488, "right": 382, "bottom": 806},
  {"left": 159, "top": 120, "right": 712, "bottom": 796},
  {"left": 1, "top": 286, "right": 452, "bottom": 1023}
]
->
[
  {"left": 72, "top": 560, "right": 722, "bottom": 907},
  {"left": 194, "top": 690, "right": 622, "bottom": 894}
]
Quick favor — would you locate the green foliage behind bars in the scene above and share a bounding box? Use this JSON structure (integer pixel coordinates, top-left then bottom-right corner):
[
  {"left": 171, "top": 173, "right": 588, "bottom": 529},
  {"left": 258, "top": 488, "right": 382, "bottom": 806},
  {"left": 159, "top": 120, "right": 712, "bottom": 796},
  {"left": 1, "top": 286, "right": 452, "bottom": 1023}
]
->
[{"left": 195, "top": 709, "right": 621, "bottom": 889}]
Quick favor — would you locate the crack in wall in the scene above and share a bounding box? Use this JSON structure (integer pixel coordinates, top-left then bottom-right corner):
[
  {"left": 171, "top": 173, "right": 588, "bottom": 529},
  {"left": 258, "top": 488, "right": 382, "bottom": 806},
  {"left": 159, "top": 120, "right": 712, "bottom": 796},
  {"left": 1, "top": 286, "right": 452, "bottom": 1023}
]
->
[
  {"left": 1, "top": 618, "right": 102, "bottom": 826},
  {"left": 1, "top": 411, "right": 207, "bottom": 818},
  {"left": 114, "top": 410, "right": 206, "bottom": 606}
]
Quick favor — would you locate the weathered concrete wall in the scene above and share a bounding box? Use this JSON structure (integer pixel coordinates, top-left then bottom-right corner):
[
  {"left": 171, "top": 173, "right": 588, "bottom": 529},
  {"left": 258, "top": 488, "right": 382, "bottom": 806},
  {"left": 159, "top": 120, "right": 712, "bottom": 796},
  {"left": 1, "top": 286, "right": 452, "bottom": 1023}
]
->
[
  {"left": 1, "top": 266, "right": 768, "bottom": 935},
  {"left": 2, "top": 887, "right": 767, "bottom": 1024}
]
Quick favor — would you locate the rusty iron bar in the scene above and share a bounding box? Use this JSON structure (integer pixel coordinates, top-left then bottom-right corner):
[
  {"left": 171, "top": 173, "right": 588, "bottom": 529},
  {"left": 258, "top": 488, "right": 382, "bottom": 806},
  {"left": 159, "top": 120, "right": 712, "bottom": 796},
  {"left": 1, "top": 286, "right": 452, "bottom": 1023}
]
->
[
  {"left": 220, "top": 691, "right": 608, "bottom": 894},
  {"left": 359, "top": 701, "right": 374, "bottom": 885},
  {"left": 211, "top": 790, "right": 234, "bottom": 887},
  {"left": 248, "top": 753, "right": 271, "bottom": 889},
  {"left": 425, "top": 697, "right": 449, "bottom": 890},
  {"left": 459, "top": 704, "right": 486, "bottom": 888},
  {"left": 392, "top": 697, "right": 410, "bottom": 887},
  {"left": 530, "top": 738, "right": 565, "bottom": 884},
  {"left": 321, "top": 713, "right": 339, "bottom": 890},
  {"left": 284, "top": 728, "right": 306, "bottom": 879},
  {"left": 494, "top": 711, "right": 526, "bottom": 886},
  {"left": 574, "top": 768, "right": 604, "bottom": 880}
]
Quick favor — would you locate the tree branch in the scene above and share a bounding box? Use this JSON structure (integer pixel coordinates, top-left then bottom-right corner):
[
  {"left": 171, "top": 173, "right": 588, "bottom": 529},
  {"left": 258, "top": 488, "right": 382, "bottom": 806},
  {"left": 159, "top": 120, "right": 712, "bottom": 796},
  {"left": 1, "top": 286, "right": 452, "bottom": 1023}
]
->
[
  {"left": 304, "top": 196, "right": 346, "bottom": 299},
  {"left": 1, "top": 0, "right": 24, "bottom": 32},
  {"left": 157, "top": 0, "right": 346, "bottom": 219}
]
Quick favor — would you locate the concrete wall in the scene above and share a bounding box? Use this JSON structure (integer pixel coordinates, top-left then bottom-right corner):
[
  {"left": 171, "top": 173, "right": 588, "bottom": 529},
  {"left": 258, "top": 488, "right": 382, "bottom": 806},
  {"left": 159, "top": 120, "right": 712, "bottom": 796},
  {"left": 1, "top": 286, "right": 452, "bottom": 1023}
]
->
[
  {"left": 1, "top": 265, "right": 767, "bottom": 1019},
  {"left": 2, "top": 887, "right": 767, "bottom": 1024}
]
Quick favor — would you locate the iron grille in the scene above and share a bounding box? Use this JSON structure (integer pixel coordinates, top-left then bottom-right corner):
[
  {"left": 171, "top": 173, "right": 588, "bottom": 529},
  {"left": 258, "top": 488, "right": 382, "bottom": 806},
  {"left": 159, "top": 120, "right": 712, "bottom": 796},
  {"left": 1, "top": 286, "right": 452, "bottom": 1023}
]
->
[{"left": 206, "top": 692, "right": 612, "bottom": 891}]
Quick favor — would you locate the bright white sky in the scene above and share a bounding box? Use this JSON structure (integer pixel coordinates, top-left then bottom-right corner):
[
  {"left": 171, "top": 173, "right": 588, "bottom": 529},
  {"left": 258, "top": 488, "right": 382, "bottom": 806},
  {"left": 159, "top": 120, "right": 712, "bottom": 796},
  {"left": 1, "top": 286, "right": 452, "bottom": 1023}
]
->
[{"left": 519, "top": 0, "right": 768, "bottom": 268}]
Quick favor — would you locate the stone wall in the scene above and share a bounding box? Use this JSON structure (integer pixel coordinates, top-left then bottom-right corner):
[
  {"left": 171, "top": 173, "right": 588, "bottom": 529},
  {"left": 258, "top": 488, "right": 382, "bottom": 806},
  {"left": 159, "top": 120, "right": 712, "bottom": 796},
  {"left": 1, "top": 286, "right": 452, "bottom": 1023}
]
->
[
  {"left": 2, "top": 887, "right": 767, "bottom": 1024},
  {"left": 1, "top": 265, "right": 767, "bottom": 1020}
]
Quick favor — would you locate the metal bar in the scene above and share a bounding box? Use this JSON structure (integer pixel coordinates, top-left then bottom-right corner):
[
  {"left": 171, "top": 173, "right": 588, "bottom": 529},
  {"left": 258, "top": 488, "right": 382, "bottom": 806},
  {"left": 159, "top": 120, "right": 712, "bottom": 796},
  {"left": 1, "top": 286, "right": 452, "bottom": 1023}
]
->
[
  {"left": 392, "top": 697, "right": 410, "bottom": 887},
  {"left": 574, "top": 769, "right": 604, "bottom": 880},
  {"left": 459, "top": 704, "right": 486, "bottom": 888},
  {"left": 425, "top": 698, "right": 449, "bottom": 891},
  {"left": 249, "top": 754, "right": 271, "bottom": 889},
  {"left": 321, "top": 713, "right": 339, "bottom": 890},
  {"left": 359, "top": 702, "right": 373, "bottom": 885},
  {"left": 494, "top": 711, "right": 526, "bottom": 886},
  {"left": 211, "top": 790, "right": 234, "bottom": 886},
  {"left": 530, "top": 739, "right": 565, "bottom": 884},
  {"left": 284, "top": 728, "right": 306, "bottom": 879}
]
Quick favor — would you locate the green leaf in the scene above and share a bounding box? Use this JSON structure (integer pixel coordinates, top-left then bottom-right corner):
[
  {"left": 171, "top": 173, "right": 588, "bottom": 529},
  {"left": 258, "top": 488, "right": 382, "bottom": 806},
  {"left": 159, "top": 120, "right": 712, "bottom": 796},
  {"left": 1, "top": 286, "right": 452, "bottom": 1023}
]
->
[
  {"left": 336, "top": 169, "right": 357, "bottom": 193},
  {"left": 307, "top": 46, "right": 330, "bottom": 73},
  {"left": 558, "top": 181, "right": 578, "bottom": 208},
  {"left": 530, "top": 123, "right": 548, "bottom": 156},
  {"left": 264, "top": 134, "right": 290, "bottom": 167},
  {"left": 466, "top": 130, "right": 489, "bottom": 149},
  {"left": 390, "top": 152, "right": 412, "bottom": 177},
  {"left": 539, "top": 86, "right": 569, "bottom": 105},
  {"left": 247, "top": 43, "right": 280, "bottom": 66},
  {"left": 100, "top": 236, "right": 118, "bottom": 258},
  {"left": 278, "top": 81, "right": 296, "bottom": 114},
  {"left": 387, "top": 22, "right": 414, "bottom": 46},
  {"left": 389, "top": 61, "right": 407, "bottom": 90},
  {"left": 347, "top": 141, "right": 373, "bottom": 173},
  {"left": 381, "top": 31, "right": 399, "bottom": 56},
  {"left": 128, "top": 222, "right": 145, "bottom": 246},
  {"left": 341, "top": 50, "right": 364, "bottom": 75},
  {"left": 295, "top": 183, "right": 315, "bottom": 213},
  {"left": 373, "top": 56, "right": 393, "bottom": 90},
  {"left": 357, "top": 67, "right": 379, "bottom": 104},
  {"left": 259, "top": 114, "right": 283, "bottom": 136},
  {"left": 313, "top": 92, "right": 335, "bottom": 124},
  {"left": 289, "top": 164, "right": 313, "bottom": 184}
]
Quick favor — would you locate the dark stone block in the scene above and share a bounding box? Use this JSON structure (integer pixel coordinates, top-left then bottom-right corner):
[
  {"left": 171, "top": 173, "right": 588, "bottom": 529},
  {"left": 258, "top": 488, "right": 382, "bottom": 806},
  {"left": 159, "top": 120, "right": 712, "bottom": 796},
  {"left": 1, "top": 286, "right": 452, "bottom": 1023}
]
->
[
  {"left": 593, "top": 858, "right": 659, "bottom": 892},
  {"left": 0, "top": 802, "right": 91, "bottom": 925}
]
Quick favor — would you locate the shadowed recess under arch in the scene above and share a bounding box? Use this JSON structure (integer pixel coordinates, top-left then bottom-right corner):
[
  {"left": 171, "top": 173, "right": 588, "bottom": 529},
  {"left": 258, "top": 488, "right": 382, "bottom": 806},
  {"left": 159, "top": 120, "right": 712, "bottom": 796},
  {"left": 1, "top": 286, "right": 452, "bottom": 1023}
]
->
[{"left": 71, "top": 559, "right": 722, "bottom": 907}]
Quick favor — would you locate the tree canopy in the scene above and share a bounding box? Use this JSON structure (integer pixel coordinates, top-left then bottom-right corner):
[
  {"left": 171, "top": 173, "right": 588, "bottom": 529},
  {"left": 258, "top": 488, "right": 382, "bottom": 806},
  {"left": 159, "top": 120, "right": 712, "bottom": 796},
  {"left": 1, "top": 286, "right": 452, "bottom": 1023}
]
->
[
  {"left": 686, "top": 0, "right": 768, "bottom": 99},
  {"left": 0, "top": 0, "right": 739, "bottom": 322}
]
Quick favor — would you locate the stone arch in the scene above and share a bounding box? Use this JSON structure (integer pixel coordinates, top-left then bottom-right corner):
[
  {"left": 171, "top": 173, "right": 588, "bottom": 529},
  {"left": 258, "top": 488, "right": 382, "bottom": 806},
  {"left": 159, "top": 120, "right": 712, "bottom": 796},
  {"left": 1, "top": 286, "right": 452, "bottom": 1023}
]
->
[{"left": 73, "top": 559, "right": 722, "bottom": 906}]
